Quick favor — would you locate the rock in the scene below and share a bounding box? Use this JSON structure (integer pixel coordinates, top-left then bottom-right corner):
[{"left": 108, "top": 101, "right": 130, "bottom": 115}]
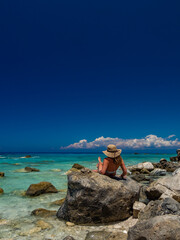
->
[
  {"left": 128, "top": 162, "right": 154, "bottom": 172},
  {"left": 31, "top": 208, "right": 56, "bottom": 217},
  {"left": 24, "top": 166, "right": 40, "bottom": 172},
  {"left": 160, "top": 158, "right": 168, "bottom": 163},
  {"left": 133, "top": 201, "right": 146, "bottom": 218},
  {"left": 145, "top": 186, "right": 164, "bottom": 200},
  {"left": 140, "top": 168, "right": 150, "bottom": 174},
  {"left": 0, "top": 172, "right": 5, "bottom": 177},
  {"left": 139, "top": 185, "right": 149, "bottom": 204},
  {"left": 172, "top": 167, "right": 180, "bottom": 176},
  {"left": 63, "top": 237, "right": 75, "bottom": 240},
  {"left": 139, "top": 198, "right": 180, "bottom": 220},
  {"left": 149, "top": 168, "right": 166, "bottom": 176},
  {"left": 66, "top": 221, "right": 75, "bottom": 227},
  {"left": 145, "top": 172, "right": 180, "bottom": 202},
  {"left": 72, "top": 163, "right": 85, "bottom": 169},
  {"left": 170, "top": 156, "right": 180, "bottom": 162},
  {"left": 14, "top": 168, "right": 28, "bottom": 173},
  {"left": 57, "top": 168, "right": 140, "bottom": 224},
  {"left": 127, "top": 215, "right": 180, "bottom": 240},
  {"left": 36, "top": 220, "right": 52, "bottom": 229},
  {"left": 25, "top": 155, "right": 31, "bottom": 158},
  {"left": 50, "top": 198, "right": 65, "bottom": 206},
  {"left": 50, "top": 169, "right": 61, "bottom": 172},
  {"left": 0, "top": 188, "right": 4, "bottom": 194},
  {"left": 131, "top": 174, "right": 146, "bottom": 182},
  {"left": 26, "top": 181, "right": 58, "bottom": 196},
  {"left": 85, "top": 231, "right": 127, "bottom": 240},
  {"left": 153, "top": 160, "right": 180, "bottom": 172},
  {"left": 177, "top": 149, "right": 180, "bottom": 156},
  {"left": 20, "top": 227, "right": 41, "bottom": 236}
]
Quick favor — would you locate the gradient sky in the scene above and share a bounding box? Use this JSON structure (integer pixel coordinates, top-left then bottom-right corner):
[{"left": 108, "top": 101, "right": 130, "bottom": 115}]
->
[{"left": 0, "top": 0, "right": 180, "bottom": 152}]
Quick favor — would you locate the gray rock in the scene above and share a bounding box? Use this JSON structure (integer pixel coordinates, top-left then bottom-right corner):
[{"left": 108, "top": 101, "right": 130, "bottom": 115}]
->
[
  {"left": 26, "top": 181, "right": 58, "bottom": 196},
  {"left": 145, "top": 171, "right": 180, "bottom": 202},
  {"left": 149, "top": 168, "right": 166, "bottom": 176},
  {"left": 133, "top": 201, "right": 146, "bottom": 218},
  {"left": 57, "top": 167, "right": 140, "bottom": 224},
  {"left": 128, "top": 162, "right": 154, "bottom": 171},
  {"left": 131, "top": 174, "right": 146, "bottom": 182},
  {"left": 127, "top": 215, "right": 180, "bottom": 240},
  {"left": 138, "top": 198, "right": 180, "bottom": 220},
  {"left": 172, "top": 167, "right": 180, "bottom": 176}
]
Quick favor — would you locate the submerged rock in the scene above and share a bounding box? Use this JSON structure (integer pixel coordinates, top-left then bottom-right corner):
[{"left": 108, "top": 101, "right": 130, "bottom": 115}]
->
[
  {"left": 85, "top": 231, "right": 127, "bottom": 240},
  {"left": 36, "top": 220, "right": 52, "bottom": 229},
  {"left": 50, "top": 198, "right": 65, "bottom": 206},
  {"left": 0, "top": 188, "right": 4, "bottom": 194},
  {"left": 0, "top": 172, "right": 5, "bottom": 177},
  {"left": 127, "top": 215, "right": 180, "bottom": 240},
  {"left": 26, "top": 181, "right": 58, "bottom": 196},
  {"left": 24, "top": 166, "right": 40, "bottom": 172},
  {"left": 31, "top": 208, "right": 56, "bottom": 217},
  {"left": 57, "top": 167, "right": 140, "bottom": 224}
]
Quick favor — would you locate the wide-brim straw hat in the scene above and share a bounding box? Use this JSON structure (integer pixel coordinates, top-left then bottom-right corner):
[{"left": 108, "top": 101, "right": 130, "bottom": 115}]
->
[{"left": 102, "top": 144, "right": 122, "bottom": 158}]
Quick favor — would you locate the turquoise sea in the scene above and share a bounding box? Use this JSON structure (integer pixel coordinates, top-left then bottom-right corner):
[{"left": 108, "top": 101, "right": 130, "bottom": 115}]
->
[{"left": 0, "top": 153, "right": 175, "bottom": 239}]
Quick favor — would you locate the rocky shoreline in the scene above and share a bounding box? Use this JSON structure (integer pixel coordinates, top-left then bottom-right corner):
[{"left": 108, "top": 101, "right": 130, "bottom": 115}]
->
[{"left": 1, "top": 153, "right": 180, "bottom": 239}]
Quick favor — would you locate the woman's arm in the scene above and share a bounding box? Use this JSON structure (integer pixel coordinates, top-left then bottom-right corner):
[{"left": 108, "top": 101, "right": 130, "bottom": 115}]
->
[
  {"left": 99, "top": 158, "right": 109, "bottom": 175},
  {"left": 120, "top": 159, "right": 127, "bottom": 178}
]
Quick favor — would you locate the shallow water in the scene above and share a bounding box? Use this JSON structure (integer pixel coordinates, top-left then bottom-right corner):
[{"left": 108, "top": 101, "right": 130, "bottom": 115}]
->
[{"left": 0, "top": 153, "right": 175, "bottom": 239}]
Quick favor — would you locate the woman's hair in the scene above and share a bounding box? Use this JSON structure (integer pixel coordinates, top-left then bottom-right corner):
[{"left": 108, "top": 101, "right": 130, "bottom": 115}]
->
[{"left": 112, "top": 155, "right": 123, "bottom": 165}]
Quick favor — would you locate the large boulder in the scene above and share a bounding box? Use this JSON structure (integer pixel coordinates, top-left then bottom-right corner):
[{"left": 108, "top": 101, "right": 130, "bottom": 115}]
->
[
  {"left": 138, "top": 198, "right": 180, "bottom": 220},
  {"left": 57, "top": 167, "right": 140, "bottom": 224},
  {"left": 127, "top": 215, "right": 180, "bottom": 240},
  {"left": 26, "top": 182, "right": 58, "bottom": 196},
  {"left": 145, "top": 171, "right": 180, "bottom": 202}
]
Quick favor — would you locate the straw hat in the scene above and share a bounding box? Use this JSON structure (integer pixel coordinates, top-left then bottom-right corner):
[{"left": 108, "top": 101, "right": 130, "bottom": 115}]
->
[{"left": 102, "top": 144, "right": 122, "bottom": 158}]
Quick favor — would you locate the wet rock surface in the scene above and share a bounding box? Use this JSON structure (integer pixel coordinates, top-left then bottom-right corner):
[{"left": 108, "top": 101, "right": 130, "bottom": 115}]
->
[
  {"left": 0, "top": 172, "right": 5, "bottom": 177},
  {"left": 0, "top": 188, "right": 4, "bottom": 194},
  {"left": 57, "top": 166, "right": 140, "bottom": 224},
  {"left": 85, "top": 231, "right": 127, "bottom": 240},
  {"left": 24, "top": 166, "right": 40, "bottom": 172},
  {"left": 31, "top": 208, "right": 56, "bottom": 217},
  {"left": 26, "top": 181, "right": 58, "bottom": 196}
]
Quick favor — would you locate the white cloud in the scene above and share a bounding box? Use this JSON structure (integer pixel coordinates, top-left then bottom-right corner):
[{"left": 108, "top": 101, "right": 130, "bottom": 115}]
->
[{"left": 60, "top": 134, "right": 180, "bottom": 150}]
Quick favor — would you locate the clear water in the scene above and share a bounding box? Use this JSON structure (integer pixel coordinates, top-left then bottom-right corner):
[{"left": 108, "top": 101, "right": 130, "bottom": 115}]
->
[{"left": 0, "top": 153, "right": 175, "bottom": 239}]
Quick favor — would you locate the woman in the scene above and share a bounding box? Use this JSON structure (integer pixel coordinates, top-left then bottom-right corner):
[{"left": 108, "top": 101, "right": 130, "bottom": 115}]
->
[{"left": 94, "top": 144, "right": 127, "bottom": 179}]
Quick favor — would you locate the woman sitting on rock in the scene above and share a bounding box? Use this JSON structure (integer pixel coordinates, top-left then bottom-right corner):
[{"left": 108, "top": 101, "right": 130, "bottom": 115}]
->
[{"left": 94, "top": 144, "right": 127, "bottom": 179}]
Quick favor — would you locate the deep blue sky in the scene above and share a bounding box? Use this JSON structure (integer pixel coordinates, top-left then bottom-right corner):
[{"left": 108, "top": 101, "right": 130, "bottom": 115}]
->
[{"left": 0, "top": 0, "right": 180, "bottom": 152}]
